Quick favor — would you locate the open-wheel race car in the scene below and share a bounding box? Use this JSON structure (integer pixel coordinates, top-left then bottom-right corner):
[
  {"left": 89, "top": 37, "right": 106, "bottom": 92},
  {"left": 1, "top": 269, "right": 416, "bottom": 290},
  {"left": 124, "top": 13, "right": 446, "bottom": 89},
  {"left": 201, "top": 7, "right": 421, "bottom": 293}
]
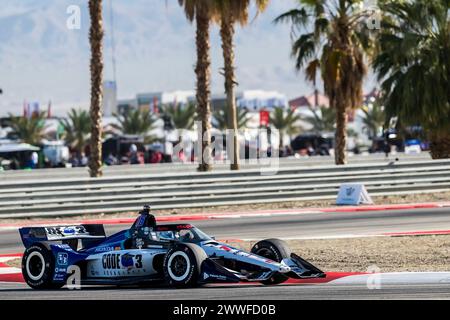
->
[{"left": 19, "top": 206, "right": 325, "bottom": 289}]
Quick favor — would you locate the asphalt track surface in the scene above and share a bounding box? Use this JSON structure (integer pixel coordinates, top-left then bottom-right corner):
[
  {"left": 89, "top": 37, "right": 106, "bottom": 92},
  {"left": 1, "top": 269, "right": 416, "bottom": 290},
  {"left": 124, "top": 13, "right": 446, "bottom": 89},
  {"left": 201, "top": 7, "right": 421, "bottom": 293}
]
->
[
  {"left": 2, "top": 207, "right": 450, "bottom": 253},
  {"left": 1, "top": 207, "right": 450, "bottom": 299},
  {"left": 1, "top": 281, "right": 450, "bottom": 300}
]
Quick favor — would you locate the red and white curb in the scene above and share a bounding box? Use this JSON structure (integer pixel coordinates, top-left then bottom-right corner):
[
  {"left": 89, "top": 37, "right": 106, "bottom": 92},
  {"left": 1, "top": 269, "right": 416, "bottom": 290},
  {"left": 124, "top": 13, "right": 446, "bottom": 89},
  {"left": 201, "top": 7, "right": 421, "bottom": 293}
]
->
[
  {"left": 210, "top": 272, "right": 450, "bottom": 287},
  {"left": 2, "top": 256, "right": 450, "bottom": 287},
  {"left": 1, "top": 251, "right": 449, "bottom": 286},
  {"left": 0, "top": 253, "right": 363, "bottom": 285},
  {"left": 0, "top": 254, "right": 22, "bottom": 283},
  {"left": 330, "top": 272, "right": 450, "bottom": 285},
  {"left": 1, "top": 201, "right": 450, "bottom": 232}
]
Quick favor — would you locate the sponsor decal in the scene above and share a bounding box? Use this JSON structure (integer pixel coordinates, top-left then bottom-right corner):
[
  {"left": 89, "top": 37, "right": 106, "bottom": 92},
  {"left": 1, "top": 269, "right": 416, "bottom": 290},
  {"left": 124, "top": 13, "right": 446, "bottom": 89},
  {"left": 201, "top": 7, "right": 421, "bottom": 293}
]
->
[
  {"left": 63, "top": 227, "right": 76, "bottom": 235},
  {"left": 219, "top": 245, "right": 232, "bottom": 252},
  {"left": 176, "top": 224, "right": 192, "bottom": 230},
  {"left": 45, "top": 226, "right": 88, "bottom": 239},
  {"left": 206, "top": 243, "right": 277, "bottom": 265},
  {"left": 52, "top": 244, "right": 71, "bottom": 249},
  {"left": 120, "top": 253, "right": 134, "bottom": 270},
  {"left": 102, "top": 253, "right": 143, "bottom": 270},
  {"left": 146, "top": 245, "right": 164, "bottom": 249},
  {"left": 57, "top": 252, "right": 68, "bottom": 266},
  {"left": 95, "top": 246, "right": 113, "bottom": 253},
  {"left": 204, "top": 273, "right": 227, "bottom": 281},
  {"left": 136, "top": 215, "right": 146, "bottom": 228},
  {"left": 102, "top": 253, "right": 121, "bottom": 269},
  {"left": 346, "top": 187, "right": 356, "bottom": 197},
  {"left": 90, "top": 269, "right": 100, "bottom": 276}
]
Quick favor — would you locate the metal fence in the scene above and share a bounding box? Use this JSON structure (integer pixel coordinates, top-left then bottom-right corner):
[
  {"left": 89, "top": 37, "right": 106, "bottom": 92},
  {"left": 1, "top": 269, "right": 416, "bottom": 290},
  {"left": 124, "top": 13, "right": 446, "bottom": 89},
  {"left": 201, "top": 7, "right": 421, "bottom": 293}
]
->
[{"left": 0, "top": 156, "right": 448, "bottom": 218}]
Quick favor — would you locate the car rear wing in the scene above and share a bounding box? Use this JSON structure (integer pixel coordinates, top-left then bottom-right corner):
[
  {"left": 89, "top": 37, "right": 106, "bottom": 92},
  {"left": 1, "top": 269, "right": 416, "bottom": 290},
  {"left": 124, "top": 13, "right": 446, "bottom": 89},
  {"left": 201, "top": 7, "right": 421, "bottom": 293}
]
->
[{"left": 19, "top": 224, "right": 106, "bottom": 248}]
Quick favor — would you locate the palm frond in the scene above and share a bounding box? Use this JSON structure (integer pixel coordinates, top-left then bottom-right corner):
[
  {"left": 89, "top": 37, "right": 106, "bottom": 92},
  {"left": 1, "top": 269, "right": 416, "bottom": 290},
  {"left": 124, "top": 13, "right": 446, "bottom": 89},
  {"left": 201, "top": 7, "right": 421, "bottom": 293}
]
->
[
  {"left": 113, "top": 109, "right": 156, "bottom": 137},
  {"left": 8, "top": 112, "right": 48, "bottom": 145}
]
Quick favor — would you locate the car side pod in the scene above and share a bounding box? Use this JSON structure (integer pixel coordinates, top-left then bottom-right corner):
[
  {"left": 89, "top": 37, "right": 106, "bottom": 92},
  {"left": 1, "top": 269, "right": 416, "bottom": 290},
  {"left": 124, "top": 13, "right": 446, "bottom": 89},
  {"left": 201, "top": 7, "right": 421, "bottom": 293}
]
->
[
  {"left": 285, "top": 253, "right": 326, "bottom": 279},
  {"left": 198, "top": 258, "right": 241, "bottom": 284}
]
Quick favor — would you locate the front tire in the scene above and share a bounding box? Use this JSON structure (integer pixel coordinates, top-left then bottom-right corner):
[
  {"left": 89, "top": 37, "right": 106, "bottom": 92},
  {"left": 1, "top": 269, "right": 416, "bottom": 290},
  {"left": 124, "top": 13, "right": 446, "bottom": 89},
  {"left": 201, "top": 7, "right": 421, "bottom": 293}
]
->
[
  {"left": 163, "top": 243, "right": 206, "bottom": 288},
  {"left": 251, "top": 239, "right": 291, "bottom": 285},
  {"left": 22, "top": 244, "right": 63, "bottom": 290}
]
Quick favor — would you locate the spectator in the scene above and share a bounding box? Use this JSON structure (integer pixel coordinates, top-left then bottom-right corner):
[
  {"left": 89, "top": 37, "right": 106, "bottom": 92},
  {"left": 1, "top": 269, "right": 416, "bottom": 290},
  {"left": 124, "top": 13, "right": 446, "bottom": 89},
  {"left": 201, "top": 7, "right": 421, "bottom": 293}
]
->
[
  {"left": 43, "top": 157, "right": 52, "bottom": 168},
  {"left": 79, "top": 152, "right": 88, "bottom": 167},
  {"left": 150, "top": 151, "right": 163, "bottom": 164},
  {"left": 69, "top": 152, "right": 80, "bottom": 167},
  {"left": 129, "top": 144, "right": 140, "bottom": 165},
  {"left": 305, "top": 143, "right": 315, "bottom": 156},
  {"left": 105, "top": 153, "right": 118, "bottom": 166},
  {"left": 163, "top": 141, "right": 173, "bottom": 163},
  {"left": 318, "top": 143, "right": 330, "bottom": 156},
  {"left": 284, "top": 145, "right": 293, "bottom": 157},
  {"left": 30, "top": 151, "right": 39, "bottom": 169},
  {"left": 10, "top": 158, "right": 20, "bottom": 170}
]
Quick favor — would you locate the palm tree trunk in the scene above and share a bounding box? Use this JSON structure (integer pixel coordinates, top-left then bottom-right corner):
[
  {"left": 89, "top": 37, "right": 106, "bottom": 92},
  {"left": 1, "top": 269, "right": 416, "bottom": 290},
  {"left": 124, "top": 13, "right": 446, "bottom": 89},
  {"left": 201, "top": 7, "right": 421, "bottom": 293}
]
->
[
  {"left": 334, "top": 101, "right": 348, "bottom": 165},
  {"left": 88, "top": 0, "right": 104, "bottom": 177},
  {"left": 195, "top": 7, "right": 212, "bottom": 172},
  {"left": 220, "top": 14, "right": 240, "bottom": 170},
  {"left": 279, "top": 130, "right": 284, "bottom": 153},
  {"left": 429, "top": 132, "right": 450, "bottom": 159}
]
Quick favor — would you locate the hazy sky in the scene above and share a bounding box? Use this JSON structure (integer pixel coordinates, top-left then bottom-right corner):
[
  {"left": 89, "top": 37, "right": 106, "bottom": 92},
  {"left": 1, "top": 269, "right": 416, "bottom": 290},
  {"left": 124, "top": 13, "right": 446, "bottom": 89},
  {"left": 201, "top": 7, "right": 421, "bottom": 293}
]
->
[{"left": 0, "top": 0, "right": 376, "bottom": 116}]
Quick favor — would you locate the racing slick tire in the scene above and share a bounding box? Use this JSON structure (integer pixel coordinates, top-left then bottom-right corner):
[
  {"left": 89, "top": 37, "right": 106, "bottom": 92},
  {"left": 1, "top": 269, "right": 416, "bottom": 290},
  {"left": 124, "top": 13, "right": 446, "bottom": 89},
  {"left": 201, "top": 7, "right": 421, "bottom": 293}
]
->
[
  {"left": 22, "top": 244, "right": 64, "bottom": 290},
  {"left": 163, "top": 243, "right": 207, "bottom": 288},
  {"left": 251, "top": 238, "right": 292, "bottom": 285}
]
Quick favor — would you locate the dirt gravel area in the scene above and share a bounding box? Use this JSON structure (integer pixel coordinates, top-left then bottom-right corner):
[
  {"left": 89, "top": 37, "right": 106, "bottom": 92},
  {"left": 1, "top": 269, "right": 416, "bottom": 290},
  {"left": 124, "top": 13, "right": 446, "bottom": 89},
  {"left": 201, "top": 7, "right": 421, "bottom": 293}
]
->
[
  {"left": 225, "top": 234, "right": 450, "bottom": 273},
  {"left": 7, "top": 234, "right": 449, "bottom": 272}
]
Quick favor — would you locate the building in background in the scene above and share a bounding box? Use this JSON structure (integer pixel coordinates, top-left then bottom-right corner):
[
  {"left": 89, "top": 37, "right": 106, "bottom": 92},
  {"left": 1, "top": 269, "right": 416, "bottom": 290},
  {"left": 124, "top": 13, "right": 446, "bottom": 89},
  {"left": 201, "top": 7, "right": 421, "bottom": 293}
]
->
[
  {"left": 103, "top": 81, "right": 118, "bottom": 116},
  {"left": 117, "top": 98, "right": 138, "bottom": 115},
  {"left": 135, "top": 91, "right": 195, "bottom": 114},
  {"left": 211, "top": 90, "right": 288, "bottom": 112},
  {"left": 289, "top": 92, "right": 330, "bottom": 110}
]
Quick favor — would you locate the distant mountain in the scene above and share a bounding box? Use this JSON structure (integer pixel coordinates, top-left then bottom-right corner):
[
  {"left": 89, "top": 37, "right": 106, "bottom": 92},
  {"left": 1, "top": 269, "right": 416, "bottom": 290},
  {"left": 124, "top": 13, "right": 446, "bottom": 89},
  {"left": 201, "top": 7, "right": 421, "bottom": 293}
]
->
[{"left": 0, "top": 0, "right": 325, "bottom": 116}]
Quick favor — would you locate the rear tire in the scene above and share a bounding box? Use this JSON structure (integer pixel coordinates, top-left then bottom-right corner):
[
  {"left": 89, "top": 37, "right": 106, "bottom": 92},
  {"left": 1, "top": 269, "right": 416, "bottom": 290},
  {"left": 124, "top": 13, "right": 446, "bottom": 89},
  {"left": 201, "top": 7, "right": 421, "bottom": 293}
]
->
[
  {"left": 251, "top": 239, "right": 291, "bottom": 285},
  {"left": 22, "top": 244, "right": 63, "bottom": 290},
  {"left": 163, "top": 243, "right": 207, "bottom": 288}
]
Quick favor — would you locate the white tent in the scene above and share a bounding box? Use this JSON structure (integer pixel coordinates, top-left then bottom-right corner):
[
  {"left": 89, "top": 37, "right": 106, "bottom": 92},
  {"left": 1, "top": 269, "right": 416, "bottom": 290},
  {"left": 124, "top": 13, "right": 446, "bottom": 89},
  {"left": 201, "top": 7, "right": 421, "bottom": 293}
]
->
[{"left": 0, "top": 143, "right": 40, "bottom": 153}]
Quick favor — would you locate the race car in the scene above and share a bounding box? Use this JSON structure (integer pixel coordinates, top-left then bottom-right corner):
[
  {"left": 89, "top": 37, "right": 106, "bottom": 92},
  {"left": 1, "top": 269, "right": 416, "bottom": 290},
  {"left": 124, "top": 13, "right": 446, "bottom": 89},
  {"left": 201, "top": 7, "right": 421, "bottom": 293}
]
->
[{"left": 19, "top": 206, "right": 325, "bottom": 289}]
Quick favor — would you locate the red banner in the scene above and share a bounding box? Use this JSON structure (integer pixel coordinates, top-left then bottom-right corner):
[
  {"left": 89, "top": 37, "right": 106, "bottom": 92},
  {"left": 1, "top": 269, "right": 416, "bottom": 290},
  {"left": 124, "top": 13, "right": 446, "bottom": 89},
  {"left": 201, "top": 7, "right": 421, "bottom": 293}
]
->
[{"left": 260, "top": 110, "right": 269, "bottom": 127}]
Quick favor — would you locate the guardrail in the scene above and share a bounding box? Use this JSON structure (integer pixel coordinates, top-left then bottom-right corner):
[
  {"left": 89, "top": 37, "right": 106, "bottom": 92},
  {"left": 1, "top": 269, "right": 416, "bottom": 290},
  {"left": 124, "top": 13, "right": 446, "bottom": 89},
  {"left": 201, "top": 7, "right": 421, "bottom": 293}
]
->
[
  {"left": 0, "top": 153, "right": 431, "bottom": 181},
  {"left": 0, "top": 157, "right": 448, "bottom": 219}
]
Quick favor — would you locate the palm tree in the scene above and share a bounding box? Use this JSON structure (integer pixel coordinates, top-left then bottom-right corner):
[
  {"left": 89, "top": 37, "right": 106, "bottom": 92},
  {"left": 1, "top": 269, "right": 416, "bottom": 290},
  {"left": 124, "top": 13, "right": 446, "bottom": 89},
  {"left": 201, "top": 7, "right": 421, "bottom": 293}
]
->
[
  {"left": 163, "top": 102, "right": 196, "bottom": 130},
  {"left": 270, "top": 107, "right": 301, "bottom": 151},
  {"left": 360, "top": 101, "right": 385, "bottom": 139},
  {"left": 213, "top": 107, "right": 249, "bottom": 130},
  {"left": 59, "top": 108, "right": 91, "bottom": 156},
  {"left": 303, "top": 105, "right": 335, "bottom": 133},
  {"left": 213, "top": 0, "right": 269, "bottom": 170},
  {"left": 88, "top": 0, "right": 104, "bottom": 177},
  {"left": 373, "top": 0, "right": 450, "bottom": 159},
  {"left": 112, "top": 109, "right": 156, "bottom": 143},
  {"left": 8, "top": 112, "right": 48, "bottom": 145},
  {"left": 275, "top": 1, "right": 375, "bottom": 164},
  {"left": 179, "top": 0, "right": 215, "bottom": 171}
]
